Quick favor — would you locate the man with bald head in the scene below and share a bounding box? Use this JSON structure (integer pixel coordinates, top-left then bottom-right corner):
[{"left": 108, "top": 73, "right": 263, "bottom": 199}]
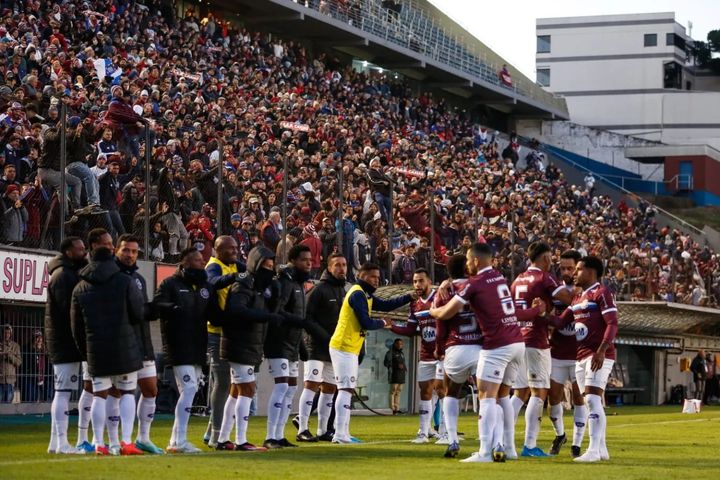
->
[{"left": 203, "top": 236, "right": 247, "bottom": 447}]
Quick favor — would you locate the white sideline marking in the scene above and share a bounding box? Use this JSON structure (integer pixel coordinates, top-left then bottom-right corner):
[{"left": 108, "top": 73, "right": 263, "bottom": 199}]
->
[{"left": 612, "top": 417, "right": 720, "bottom": 428}]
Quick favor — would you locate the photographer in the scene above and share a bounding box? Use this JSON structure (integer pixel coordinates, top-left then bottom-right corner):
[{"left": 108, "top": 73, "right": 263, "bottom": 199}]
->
[{"left": 1, "top": 185, "right": 28, "bottom": 244}]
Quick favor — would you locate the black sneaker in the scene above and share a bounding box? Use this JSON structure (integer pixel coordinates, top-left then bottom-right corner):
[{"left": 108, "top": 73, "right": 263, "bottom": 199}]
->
[
  {"left": 215, "top": 441, "right": 236, "bottom": 451},
  {"left": 296, "top": 430, "right": 318, "bottom": 442},
  {"left": 262, "top": 439, "right": 282, "bottom": 449},
  {"left": 292, "top": 415, "right": 300, "bottom": 430},
  {"left": 277, "top": 438, "right": 298, "bottom": 448},
  {"left": 317, "top": 431, "right": 334, "bottom": 442},
  {"left": 444, "top": 441, "right": 460, "bottom": 458},
  {"left": 571, "top": 445, "right": 581, "bottom": 458},
  {"left": 550, "top": 434, "right": 567, "bottom": 455}
]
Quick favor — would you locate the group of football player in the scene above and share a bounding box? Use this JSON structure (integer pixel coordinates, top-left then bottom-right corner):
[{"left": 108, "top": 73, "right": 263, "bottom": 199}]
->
[{"left": 43, "top": 227, "right": 616, "bottom": 464}]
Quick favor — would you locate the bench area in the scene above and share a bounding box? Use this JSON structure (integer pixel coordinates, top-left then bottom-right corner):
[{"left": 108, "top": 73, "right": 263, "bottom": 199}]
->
[{"left": 605, "top": 363, "right": 645, "bottom": 405}]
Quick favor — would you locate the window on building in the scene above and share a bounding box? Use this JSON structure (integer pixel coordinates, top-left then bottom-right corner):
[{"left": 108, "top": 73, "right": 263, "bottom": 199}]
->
[
  {"left": 663, "top": 61, "right": 682, "bottom": 89},
  {"left": 537, "top": 68, "right": 550, "bottom": 87},
  {"left": 537, "top": 35, "right": 551, "bottom": 53},
  {"left": 666, "top": 33, "right": 686, "bottom": 50},
  {"left": 644, "top": 33, "right": 657, "bottom": 47}
]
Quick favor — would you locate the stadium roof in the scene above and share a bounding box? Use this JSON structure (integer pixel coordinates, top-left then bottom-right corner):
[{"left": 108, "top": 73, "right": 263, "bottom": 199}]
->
[{"left": 214, "top": 0, "right": 569, "bottom": 120}]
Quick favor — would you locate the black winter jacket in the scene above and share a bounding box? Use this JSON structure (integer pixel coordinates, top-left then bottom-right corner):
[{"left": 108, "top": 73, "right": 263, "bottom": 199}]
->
[
  {"left": 220, "top": 246, "right": 283, "bottom": 366},
  {"left": 264, "top": 266, "right": 309, "bottom": 362},
  {"left": 71, "top": 249, "right": 144, "bottom": 377},
  {"left": 117, "top": 261, "right": 155, "bottom": 361},
  {"left": 44, "top": 254, "right": 87, "bottom": 364},
  {"left": 155, "top": 267, "right": 216, "bottom": 366},
  {"left": 304, "top": 270, "right": 348, "bottom": 362}
]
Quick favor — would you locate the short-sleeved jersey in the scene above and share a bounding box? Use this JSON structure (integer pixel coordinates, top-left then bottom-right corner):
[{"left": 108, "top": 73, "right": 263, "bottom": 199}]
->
[
  {"left": 454, "top": 267, "right": 524, "bottom": 350},
  {"left": 391, "top": 291, "right": 437, "bottom": 361},
  {"left": 511, "top": 267, "right": 563, "bottom": 350},
  {"left": 435, "top": 279, "right": 482, "bottom": 354},
  {"left": 559, "top": 282, "right": 618, "bottom": 361},
  {"left": 549, "top": 284, "right": 576, "bottom": 360}
]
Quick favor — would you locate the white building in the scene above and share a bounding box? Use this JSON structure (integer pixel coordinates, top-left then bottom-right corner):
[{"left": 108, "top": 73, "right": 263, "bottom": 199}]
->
[{"left": 535, "top": 12, "right": 720, "bottom": 149}]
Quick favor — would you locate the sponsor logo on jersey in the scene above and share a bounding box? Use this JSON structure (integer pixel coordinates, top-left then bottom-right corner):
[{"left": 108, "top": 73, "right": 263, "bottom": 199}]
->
[
  {"left": 135, "top": 278, "right": 143, "bottom": 290},
  {"left": 574, "top": 322, "right": 589, "bottom": 341}
]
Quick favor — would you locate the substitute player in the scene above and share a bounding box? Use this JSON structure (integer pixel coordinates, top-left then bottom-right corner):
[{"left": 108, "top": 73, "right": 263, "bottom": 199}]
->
[
  {"left": 434, "top": 255, "right": 482, "bottom": 459},
  {"left": 45, "top": 236, "right": 87, "bottom": 455},
  {"left": 510, "top": 242, "right": 573, "bottom": 458},
  {"left": 329, "top": 263, "right": 413, "bottom": 444},
  {"left": 548, "top": 250, "right": 586, "bottom": 457},
  {"left": 552, "top": 256, "right": 618, "bottom": 463},
  {"left": 430, "top": 243, "right": 545, "bottom": 463},
  {"left": 391, "top": 268, "right": 446, "bottom": 444}
]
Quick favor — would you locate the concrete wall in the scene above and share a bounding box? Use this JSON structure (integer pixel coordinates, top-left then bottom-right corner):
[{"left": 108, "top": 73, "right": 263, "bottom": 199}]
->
[{"left": 516, "top": 119, "right": 663, "bottom": 180}]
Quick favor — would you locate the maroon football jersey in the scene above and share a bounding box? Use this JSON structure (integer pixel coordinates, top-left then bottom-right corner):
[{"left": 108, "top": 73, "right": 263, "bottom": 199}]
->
[
  {"left": 454, "top": 267, "right": 533, "bottom": 350},
  {"left": 435, "top": 279, "right": 482, "bottom": 354},
  {"left": 510, "top": 267, "right": 563, "bottom": 350},
  {"left": 391, "top": 291, "right": 437, "bottom": 361},
  {"left": 550, "top": 284, "right": 576, "bottom": 360},
  {"left": 557, "top": 282, "right": 618, "bottom": 361}
]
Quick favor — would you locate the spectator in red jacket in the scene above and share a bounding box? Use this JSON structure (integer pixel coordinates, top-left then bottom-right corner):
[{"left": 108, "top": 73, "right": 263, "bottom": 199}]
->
[{"left": 300, "top": 223, "right": 323, "bottom": 279}]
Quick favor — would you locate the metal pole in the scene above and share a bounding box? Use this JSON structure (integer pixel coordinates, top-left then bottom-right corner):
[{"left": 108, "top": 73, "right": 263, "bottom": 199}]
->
[
  {"left": 281, "top": 153, "right": 289, "bottom": 265},
  {"left": 337, "top": 163, "right": 343, "bottom": 251},
  {"left": 144, "top": 125, "right": 151, "bottom": 258},
  {"left": 216, "top": 139, "right": 223, "bottom": 238},
  {"left": 509, "top": 214, "right": 516, "bottom": 282},
  {"left": 59, "top": 101, "right": 67, "bottom": 245},
  {"left": 429, "top": 190, "right": 435, "bottom": 283},
  {"left": 387, "top": 189, "right": 393, "bottom": 285}
]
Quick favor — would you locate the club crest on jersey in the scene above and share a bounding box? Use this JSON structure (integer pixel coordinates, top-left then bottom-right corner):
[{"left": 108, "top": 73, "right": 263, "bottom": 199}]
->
[
  {"left": 422, "top": 327, "right": 436, "bottom": 342},
  {"left": 183, "top": 374, "right": 191, "bottom": 383},
  {"left": 281, "top": 363, "right": 287, "bottom": 370},
  {"left": 200, "top": 288, "right": 209, "bottom": 299},
  {"left": 71, "top": 375, "right": 78, "bottom": 382},
  {"left": 574, "top": 322, "right": 589, "bottom": 341},
  {"left": 247, "top": 368, "right": 254, "bottom": 375},
  {"left": 312, "top": 369, "right": 319, "bottom": 376}
]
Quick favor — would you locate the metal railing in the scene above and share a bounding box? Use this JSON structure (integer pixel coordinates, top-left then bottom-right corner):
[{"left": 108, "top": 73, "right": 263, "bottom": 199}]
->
[{"left": 291, "top": 0, "right": 567, "bottom": 115}]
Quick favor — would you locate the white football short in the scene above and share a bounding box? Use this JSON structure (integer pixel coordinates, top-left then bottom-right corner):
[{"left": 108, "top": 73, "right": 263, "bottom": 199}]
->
[
  {"left": 268, "top": 358, "right": 299, "bottom": 378},
  {"left": 229, "top": 363, "right": 256, "bottom": 384},
  {"left": 575, "top": 356, "right": 615, "bottom": 392},
  {"left": 92, "top": 371, "right": 138, "bottom": 392},
  {"left": 477, "top": 342, "right": 525, "bottom": 385},
  {"left": 137, "top": 360, "right": 157, "bottom": 380},
  {"left": 329, "top": 347, "right": 359, "bottom": 390},
  {"left": 443, "top": 345, "right": 481, "bottom": 384},
  {"left": 550, "top": 358, "right": 577, "bottom": 384},
  {"left": 525, "top": 347, "right": 551, "bottom": 389},
  {"left": 417, "top": 360, "right": 444, "bottom": 383},
  {"left": 53, "top": 362, "right": 81, "bottom": 391},
  {"left": 173, "top": 365, "right": 203, "bottom": 394},
  {"left": 304, "top": 360, "right": 335, "bottom": 384}
]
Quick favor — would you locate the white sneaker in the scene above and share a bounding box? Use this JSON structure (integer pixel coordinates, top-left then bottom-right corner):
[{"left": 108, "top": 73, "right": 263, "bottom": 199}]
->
[
  {"left": 56, "top": 443, "right": 85, "bottom": 455},
  {"left": 600, "top": 445, "right": 610, "bottom": 461},
  {"left": 411, "top": 432, "right": 429, "bottom": 444},
  {"left": 109, "top": 444, "right": 121, "bottom": 456},
  {"left": 460, "top": 451, "right": 493, "bottom": 463},
  {"left": 435, "top": 433, "right": 450, "bottom": 445},
  {"left": 331, "top": 436, "right": 354, "bottom": 444},
  {"left": 505, "top": 447, "right": 518, "bottom": 460},
  {"left": 574, "top": 450, "right": 602, "bottom": 463},
  {"left": 168, "top": 441, "right": 202, "bottom": 454},
  {"left": 428, "top": 428, "right": 440, "bottom": 439}
]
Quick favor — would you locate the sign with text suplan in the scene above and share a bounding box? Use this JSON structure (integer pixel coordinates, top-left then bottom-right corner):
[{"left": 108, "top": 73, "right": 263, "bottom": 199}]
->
[{"left": 0, "top": 249, "right": 52, "bottom": 303}]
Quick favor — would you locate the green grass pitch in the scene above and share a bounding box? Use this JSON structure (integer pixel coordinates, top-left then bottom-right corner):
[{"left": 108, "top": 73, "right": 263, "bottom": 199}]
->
[{"left": 1, "top": 405, "right": 718, "bottom": 479}]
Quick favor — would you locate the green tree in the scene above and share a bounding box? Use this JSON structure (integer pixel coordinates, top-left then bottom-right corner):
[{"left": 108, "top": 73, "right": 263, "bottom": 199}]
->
[{"left": 693, "top": 29, "right": 720, "bottom": 74}]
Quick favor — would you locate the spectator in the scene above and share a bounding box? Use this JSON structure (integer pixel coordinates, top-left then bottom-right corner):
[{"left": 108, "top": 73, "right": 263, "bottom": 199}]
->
[
  {"left": 2, "top": 185, "right": 28, "bottom": 244},
  {"left": 1, "top": 325, "right": 22, "bottom": 403},
  {"left": 21, "top": 332, "right": 52, "bottom": 402}
]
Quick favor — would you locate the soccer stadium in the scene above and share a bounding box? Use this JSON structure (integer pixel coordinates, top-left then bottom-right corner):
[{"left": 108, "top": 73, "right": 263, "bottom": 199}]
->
[{"left": 1, "top": 0, "right": 719, "bottom": 478}]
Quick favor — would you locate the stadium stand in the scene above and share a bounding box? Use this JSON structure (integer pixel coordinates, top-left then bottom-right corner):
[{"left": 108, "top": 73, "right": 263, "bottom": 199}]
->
[{"left": 0, "top": 0, "right": 718, "bottom": 313}]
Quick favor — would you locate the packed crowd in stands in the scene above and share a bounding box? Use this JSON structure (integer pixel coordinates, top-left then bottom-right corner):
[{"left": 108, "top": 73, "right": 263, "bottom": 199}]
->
[{"left": 0, "top": 0, "right": 718, "bottom": 307}]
